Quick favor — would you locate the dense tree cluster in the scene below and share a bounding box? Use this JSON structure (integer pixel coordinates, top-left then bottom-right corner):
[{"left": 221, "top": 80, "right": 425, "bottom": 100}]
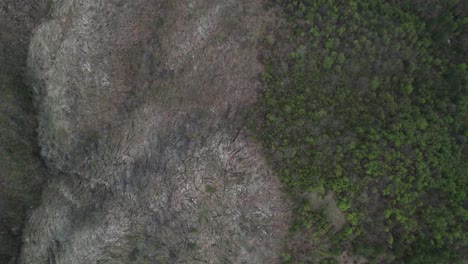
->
[{"left": 254, "top": 0, "right": 467, "bottom": 262}]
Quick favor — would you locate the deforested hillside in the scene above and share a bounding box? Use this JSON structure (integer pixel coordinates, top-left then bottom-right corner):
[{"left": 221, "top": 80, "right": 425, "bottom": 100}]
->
[
  {"left": 17, "top": 0, "right": 290, "bottom": 263},
  {"left": 1, "top": 0, "right": 466, "bottom": 263}
]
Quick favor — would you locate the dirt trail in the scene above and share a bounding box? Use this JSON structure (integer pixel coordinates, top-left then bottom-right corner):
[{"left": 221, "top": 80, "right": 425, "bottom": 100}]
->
[{"left": 19, "top": 0, "right": 291, "bottom": 263}]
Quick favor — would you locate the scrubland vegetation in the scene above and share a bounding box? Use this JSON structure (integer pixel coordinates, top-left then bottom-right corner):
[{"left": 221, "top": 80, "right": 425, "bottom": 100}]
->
[{"left": 253, "top": 0, "right": 467, "bottom": 262}]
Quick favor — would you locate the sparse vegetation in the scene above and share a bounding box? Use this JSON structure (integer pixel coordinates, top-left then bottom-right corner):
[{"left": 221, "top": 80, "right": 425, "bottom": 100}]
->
[
  {"left": 254, "top": 0, "right": 467, "bottom": 262},
  {"left": 205, "top": 185, "right": 217, "bottom": 193}
]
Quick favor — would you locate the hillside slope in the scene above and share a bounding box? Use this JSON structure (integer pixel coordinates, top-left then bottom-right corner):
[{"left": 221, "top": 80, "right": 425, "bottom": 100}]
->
[{"left": 18, "top": 0, "right": 290, "bottom": 263}]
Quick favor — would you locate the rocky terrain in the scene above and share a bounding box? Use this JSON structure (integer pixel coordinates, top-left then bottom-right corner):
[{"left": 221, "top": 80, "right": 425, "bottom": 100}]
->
[{"left": 1, "top": 0, "right": 291, "bottom": 263}]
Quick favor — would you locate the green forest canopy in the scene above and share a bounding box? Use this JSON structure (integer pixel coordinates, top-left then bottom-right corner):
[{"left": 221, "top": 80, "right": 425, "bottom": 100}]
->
[{"left": 253, "top": 0, "right": 467, "bottom": 263}]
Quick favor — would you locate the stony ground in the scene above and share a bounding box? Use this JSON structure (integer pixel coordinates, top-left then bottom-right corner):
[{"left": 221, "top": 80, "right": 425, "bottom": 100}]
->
[{"left": 3, "top": 0, "right": 293, "bottom": 263}]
